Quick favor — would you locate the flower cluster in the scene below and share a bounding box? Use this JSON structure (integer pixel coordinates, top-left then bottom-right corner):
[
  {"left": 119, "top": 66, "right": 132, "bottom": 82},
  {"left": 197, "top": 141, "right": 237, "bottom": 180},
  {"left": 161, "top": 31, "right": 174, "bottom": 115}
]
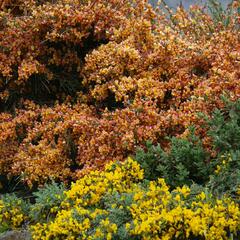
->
[
  {"left": 0, "top": 99, "right": 167, "bottom": 184},
  {"left": 0, "top": 0, "right": 239, "bottom": 185},
  {"left": 30, "top": 158, "right": 240, "bottom": 240},
  {"left": 0, "top": 0, "right": 154, "bottom": 105},
  {"left": 0, "top": 195, "right": 28, "bottom": 230},
  {"left": 0, "top": 1, "right": 240, "bottom": 238}
]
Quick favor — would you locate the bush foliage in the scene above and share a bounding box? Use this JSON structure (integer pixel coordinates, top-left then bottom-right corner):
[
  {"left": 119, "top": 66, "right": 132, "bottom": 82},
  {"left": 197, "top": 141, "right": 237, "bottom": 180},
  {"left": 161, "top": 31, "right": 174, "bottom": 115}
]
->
[
  {"left": 0, "top": 0, "right": 240, "bottom": 238},
  {"left": 135, "top": 129, "right": 211, "bottom": 187},
  {"left": 1, "top": 159, "right": 240, "bottom": 239},
  {"left": 0, "top": 0, "right": 240, "bottom": 185},
  {"left": 135, "top": 98, "right": 240, "bottom": 196}
]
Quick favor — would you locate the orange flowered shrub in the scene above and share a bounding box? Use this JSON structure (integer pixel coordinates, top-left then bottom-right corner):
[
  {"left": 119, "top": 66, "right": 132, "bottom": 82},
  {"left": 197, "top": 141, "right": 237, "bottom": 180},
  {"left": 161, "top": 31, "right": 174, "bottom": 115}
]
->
[
  {"left": 0, "top": 0, "right": 152, "bottom": 108},
  {"left": 0, "top": 0, "right": 240, "bottom": 185}
]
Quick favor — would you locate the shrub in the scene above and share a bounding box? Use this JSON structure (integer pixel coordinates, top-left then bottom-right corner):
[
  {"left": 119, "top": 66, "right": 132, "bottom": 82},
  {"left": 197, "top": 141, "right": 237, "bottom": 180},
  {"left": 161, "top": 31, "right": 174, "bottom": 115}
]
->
[
  {"left": 0, "top": 0, "right": 148, "bottom": 107},
  {"left": 0, "top": 0, "right": 240, "bottom": 186},
  {"left": 0, "top": 181, "right": 65, "bottom": 232},
  {"left": 1, "top": 158, "right": 239, "bottom": 239},
  {"left": 208, "top": 151, "right": 240, "bottom": 197},
  {"left": 206, "top": 97, "right": 240, "bottom": 153},
  {"left": 136, "top": 97, "right": 240, "bottom": 196},
  {"left": 28, "top": 158, "right": 240, "bottom": 240},
  {"left": 205, "top": 98, "right": 240, "bottom": 196},
  {"left": 29, "top": 181, "right": 66, "bottom": 223},
  {"left": 135, "top": 128, "right": 210, "bottom": 188},
  {"left": 1, "top": 101, "right": 165, "bottom": 185},
  {"left": 0, "top": 193, "right": 29, "bottom": 232}
]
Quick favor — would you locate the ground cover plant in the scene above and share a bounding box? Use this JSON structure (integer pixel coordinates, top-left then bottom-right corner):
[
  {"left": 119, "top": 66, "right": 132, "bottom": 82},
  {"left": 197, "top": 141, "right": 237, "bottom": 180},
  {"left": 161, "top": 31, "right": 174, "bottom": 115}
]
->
[
  {"left": 0, "top": 0, "right": 239, "bottom": 185},
  {"left": 0, "top": 0, "right": 240, "bottom": 239},
  {"left": 1, "top": 158, "right": 240, "bottom": 239}
]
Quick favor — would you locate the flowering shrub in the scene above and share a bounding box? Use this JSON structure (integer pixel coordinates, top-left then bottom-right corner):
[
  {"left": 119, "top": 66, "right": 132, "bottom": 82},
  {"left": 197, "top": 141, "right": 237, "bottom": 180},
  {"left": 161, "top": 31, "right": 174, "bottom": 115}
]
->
[
  {"left": 0, "top": 158, "right": 239, "bottom": 239},
  {"left": 0, "top": 0, "right": 148, "bottom": 105},
  {"left": 28, "top": 158, "right": 240, "bottom": 240},
  {"left": 0, "top": 1, "right": 240, "bottom": 238},
  {"left": 29, "top": 181, "right": 66, "bottom": 223},
  {"left": 0, "top": 0, "right": 240, "bottom": 186},
  {"left": 0, "top": 100, "right": 165, "bottom": 185},
  {"left": 0, "top": 194, "right": 29, "bottom": 232}
]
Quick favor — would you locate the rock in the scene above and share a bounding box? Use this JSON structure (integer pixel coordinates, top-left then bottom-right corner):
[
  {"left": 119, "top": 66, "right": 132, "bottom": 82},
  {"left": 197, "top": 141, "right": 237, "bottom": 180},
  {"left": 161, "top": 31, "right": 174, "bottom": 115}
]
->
[{"left": 0, "top": 230, "right": 31, "bottom": 240}]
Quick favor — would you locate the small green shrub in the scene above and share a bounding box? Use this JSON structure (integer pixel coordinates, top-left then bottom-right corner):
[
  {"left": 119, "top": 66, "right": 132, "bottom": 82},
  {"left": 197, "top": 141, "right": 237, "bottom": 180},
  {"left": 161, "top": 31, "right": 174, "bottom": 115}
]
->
[
  {"left": 0, "top": 194, "right": 29, "bottom": 232},
  {"left": 135, "top": 97, "right": 240, "bottom": 196},
  {"left": 206, "top": 97, "right": 240, "bottom": 153},
  {"left": 135, "top": 128, "right": 210, "bottom": 188},
  {"left": 208, "top": 151, "right": 240, "bottom": 197},
  {"left": 29, "top": 181, "right": 66, "bottom": 223},
  {"left": 204, "top": 98, "right": 240, "bottom": 196}
]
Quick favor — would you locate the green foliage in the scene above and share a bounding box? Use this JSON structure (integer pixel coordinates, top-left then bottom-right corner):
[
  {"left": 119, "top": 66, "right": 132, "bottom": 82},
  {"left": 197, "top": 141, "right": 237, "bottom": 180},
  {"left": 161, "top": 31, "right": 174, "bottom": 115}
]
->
[
  {"left": 203, "top": 98, "right": 240, "bottom": 197},
  {"left": 100, "top": 192, "right": 135, "bottom": 240},
  {"left": 135, "top": 128, "right": 210, "bottom": 188},
  {"left": 136, "top": 97, "right": 240, "bottom": 196},
  {"left": 208, "top": 151, "right": 240, "bottom": 197},
  {"left": 0, "top": 193, "right": 29, "bottom": 232},
  {"left": 207, "top": 97, "right": 240, "bottom": 153},
  {"left": 29, "top": 181, "right": 66, "bottom": 222}
]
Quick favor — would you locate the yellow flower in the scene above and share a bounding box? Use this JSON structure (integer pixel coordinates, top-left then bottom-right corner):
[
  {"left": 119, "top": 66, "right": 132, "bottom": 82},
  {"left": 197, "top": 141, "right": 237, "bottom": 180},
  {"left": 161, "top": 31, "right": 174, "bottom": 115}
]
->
[
  {"left": 198, "top": 192, "right": 206, "bottom": 201},
  {"left": 179, "top": 185, "right": 190, "bottom": 198},
  {"left": 30, "top": 159, "right": 240, "bottom": 240},
  {"left": 94, "top": 228, "right": 104, "bottom": 238},
  {"left": 175, "top": 194, "right": 181, "bottom": 202},
  {"left": 215, "top": 165, "right": 221, "bottom": 174},
  {"left": 125, "top": 223, "right": 131, "bottom": 230},
  {"left": 106, "top": 233, "right": 112, "bottom": 240}
]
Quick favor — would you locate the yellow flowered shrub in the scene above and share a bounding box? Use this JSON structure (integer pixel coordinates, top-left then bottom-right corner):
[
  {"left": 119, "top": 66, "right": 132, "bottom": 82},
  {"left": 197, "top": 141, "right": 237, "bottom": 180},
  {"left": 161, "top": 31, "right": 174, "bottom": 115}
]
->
[
  {"left": 30, "top": 158, "right": 240, "bottom": 240},
  {"left": 0, "top": 0, "right": 240, "bottom": 186},
  {"left": 0, "top": 194, "right": 29, "bottom": 232}
]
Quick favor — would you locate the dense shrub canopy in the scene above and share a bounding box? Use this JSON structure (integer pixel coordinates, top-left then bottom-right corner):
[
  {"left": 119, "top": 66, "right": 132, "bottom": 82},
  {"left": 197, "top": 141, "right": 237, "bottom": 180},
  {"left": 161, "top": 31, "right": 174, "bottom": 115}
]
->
[
  {"left": 1, "top": 159, "right": 240, "bottom": 239},
  {"left": 0, "top": 0, "right": 240, "bottom": 185}
]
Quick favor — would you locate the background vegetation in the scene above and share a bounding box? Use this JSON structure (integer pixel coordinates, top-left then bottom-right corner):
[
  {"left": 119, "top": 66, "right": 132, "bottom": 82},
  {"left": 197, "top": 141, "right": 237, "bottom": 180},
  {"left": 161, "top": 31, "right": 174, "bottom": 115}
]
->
[{"left": 0, "top": 0, "right": 239, "bottom": 239}]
